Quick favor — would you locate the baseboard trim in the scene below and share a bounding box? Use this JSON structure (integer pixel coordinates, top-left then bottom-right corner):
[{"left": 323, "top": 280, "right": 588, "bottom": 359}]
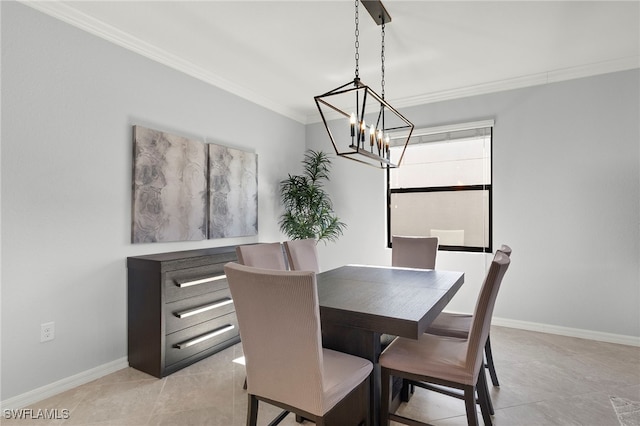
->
[
  {"left": 2, "top": 319, "right": 638, "bottom": 409},
  {"left": 0, "top": 358, "right": 129, "bottom": 410},
  {"left": 492, "top": 317, "right": 640, "bottom": 347}
]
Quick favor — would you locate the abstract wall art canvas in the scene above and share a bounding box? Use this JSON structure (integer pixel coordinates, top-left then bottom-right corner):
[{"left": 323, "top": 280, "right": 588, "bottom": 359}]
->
[
  {"left": 132, "top": 126, "right": 207, "bottom": 243},
  {"left": 208, "top": 144, "right": 258, "bottom": 238}
]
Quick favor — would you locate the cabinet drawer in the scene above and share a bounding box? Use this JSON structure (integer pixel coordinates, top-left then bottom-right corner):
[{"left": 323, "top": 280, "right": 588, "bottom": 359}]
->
[
  {"left": 164, "top": 263, "right": 229, "bottom": 302},
  {"left": 165, "top": 289, "right": 235, "bottom": 334},
  {"left": 165, "top": 312, "right": 239, "bottom": 367}
]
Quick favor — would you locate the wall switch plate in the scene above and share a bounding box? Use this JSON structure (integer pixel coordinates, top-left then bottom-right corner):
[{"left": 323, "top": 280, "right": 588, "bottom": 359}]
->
[{"left": 41, "top": 322, "right": 55, "bottom": 342}]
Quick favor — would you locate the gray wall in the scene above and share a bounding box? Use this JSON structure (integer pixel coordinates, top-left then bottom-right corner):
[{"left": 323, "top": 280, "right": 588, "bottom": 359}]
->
[
  {"left": 1, "top": 2, "right": 304, "bottom": 401},
  {"left": 308, "top": 69, "right": 640, "bottom": 340}
]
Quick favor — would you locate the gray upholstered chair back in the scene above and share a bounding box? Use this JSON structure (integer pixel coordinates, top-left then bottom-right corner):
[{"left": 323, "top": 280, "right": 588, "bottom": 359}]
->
[
  {"left": 465, "top": 251, "right": 510, "bottom": 379},
  {"left": 283, "top": 239, "right": 320, "bottom": 273},
  {"left": 225, "top": 262, "right": 325, "bottom": 414},
  {"left": 391, "top": 235, "right": 439, "bottom": 269},
  {"left": 224, "top": 263, "right": 373, "bottom": 416},
  {"left": 235, "top": 242, "right": 287, "bottom": 270},
  {"left": 498, "top": 244, "right": 512, "bottom": 257}
]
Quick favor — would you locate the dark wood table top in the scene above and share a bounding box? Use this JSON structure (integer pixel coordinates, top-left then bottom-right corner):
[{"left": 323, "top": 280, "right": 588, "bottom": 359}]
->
[{"left": 317, "top": 264, "right": 465, "bottom": 340}]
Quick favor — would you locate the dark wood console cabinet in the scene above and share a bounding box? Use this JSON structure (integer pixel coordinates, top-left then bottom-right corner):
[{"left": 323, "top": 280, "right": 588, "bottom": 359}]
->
[{"left": 127, "top": 246, "right": 241, "bottom": 378}]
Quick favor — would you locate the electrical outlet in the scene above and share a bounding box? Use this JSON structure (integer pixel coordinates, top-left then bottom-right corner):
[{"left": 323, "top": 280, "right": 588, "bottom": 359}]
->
[{"left": 41, "top": 322, "right": 55, "bottom": 342}]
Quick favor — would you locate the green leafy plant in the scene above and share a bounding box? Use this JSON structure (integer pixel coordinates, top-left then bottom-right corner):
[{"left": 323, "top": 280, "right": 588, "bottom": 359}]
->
[{"left": 279, "top": 150, "right": 346, "bottom": 244}]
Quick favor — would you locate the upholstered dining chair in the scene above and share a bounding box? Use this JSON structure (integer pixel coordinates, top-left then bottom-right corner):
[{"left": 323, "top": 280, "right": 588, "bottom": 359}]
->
[
  {"left": 283, "top": 238, "right": 320, "bottom": 273},
  {"left": 391, "top": 235, "right": 439, "bottom": 270},
  {"left": 235, "top": 242, "right": 288, "bottom": 390},
  {"left": 379, "top": 251, "right": 511, "bottom": 426},
  {"left": 381, "top": 236, "right": 440, "bottom": 350},
  {"left": 224, "top": 262, "right": 373, "bottom": 426},
  {"left": 235, "top": 242, "right": 287, "bottom": 270},
  {"left": 425, "top": 244, "right": 512, "bottom": 389}
]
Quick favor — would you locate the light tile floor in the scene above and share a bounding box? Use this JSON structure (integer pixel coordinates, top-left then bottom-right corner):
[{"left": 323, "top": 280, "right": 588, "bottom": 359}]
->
[{"left": 4, "top": 326, "right": 639, "bottom": 425}]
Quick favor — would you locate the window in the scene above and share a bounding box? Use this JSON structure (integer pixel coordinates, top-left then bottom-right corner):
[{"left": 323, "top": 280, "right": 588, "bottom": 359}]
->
[{"left": 387, "top": 120, "right": 493, "bottom": 252}]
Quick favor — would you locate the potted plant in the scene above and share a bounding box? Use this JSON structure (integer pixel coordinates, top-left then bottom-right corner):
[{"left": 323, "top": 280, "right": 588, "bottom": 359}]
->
[{"left": 279, "top": 150, "right": 346, "bottom": 243}]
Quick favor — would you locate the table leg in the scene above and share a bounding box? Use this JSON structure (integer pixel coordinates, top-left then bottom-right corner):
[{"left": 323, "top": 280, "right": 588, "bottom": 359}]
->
[{"left": 322, "top": 323, "right": 380, "bottom": 426}]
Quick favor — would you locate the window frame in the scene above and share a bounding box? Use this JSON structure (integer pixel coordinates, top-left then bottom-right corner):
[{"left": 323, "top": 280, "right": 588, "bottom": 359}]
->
[{"left": 386, "top": 124, "right": 493, "bottom": 253}]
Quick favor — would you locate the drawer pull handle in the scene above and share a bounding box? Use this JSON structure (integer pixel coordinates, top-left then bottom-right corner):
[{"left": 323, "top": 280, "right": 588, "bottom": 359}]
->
[
  {"left": 176, "top": 274, "right": 226, "bottom": 288},
  {"left": 175, "top": 324, "right": 235, "bottom": 349},
  {"left": 175, "top": 298, "right": 233, "bottom": 319}
]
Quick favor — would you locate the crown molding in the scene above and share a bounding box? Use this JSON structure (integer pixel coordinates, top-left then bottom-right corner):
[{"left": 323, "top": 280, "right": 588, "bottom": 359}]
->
[
  {"left": 20, "top": 0, "right": 308, "bottom": 124},
  {"left": 20, "top": 1, "right": 639, "bottom": 126},
  {"left": 306, "top": 55, "right": 640, "bottom": 124},
  {"left": 387, "top": 56, "right": 640, "bottom": 112}
]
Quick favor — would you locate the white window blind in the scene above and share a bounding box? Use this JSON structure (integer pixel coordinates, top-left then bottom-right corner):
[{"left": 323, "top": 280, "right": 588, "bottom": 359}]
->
[{"left": 387, "top": 120, "right": 493, "bottom": 251}]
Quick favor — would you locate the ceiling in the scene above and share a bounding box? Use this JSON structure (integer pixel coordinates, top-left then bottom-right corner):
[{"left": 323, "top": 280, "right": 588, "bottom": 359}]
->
[{"left": 24, "top": 1, "right": 640, "bottom": 124}]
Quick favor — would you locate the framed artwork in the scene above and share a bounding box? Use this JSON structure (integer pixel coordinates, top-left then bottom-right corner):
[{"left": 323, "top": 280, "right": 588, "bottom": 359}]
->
[
  {"left": 208, "top": 144, "right": 258, "bottom": 238},
  {"left": 132, "top": 126, "right": 207, "bottom": 243}
]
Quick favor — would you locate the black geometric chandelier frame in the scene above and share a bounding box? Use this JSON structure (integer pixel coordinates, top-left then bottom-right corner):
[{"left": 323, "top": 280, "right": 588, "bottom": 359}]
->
[{"left": 314, "top": 0, "right": 414, "bottom": 169}]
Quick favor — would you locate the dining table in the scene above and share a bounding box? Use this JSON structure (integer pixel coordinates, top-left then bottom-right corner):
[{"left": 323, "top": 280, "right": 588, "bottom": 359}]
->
[{"left": 316, "top": 264, "right": 464, "bottom": 426}]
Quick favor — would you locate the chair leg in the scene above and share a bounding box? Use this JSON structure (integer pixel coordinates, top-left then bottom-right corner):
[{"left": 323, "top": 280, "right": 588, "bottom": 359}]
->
[
  {"left": 482, "top": 369, "right": 495, "bottom": 415},
  {"left": 477, "top": 360, "right": 495, "bottom": 415},
  {"left": 381, "top": 369, "right": 392, "bottom": 426},
  {"left": 477, "top": 370, "right": 493, "bottom": 425},
  {"left": 485, "top": 335, "right": 499, "bottom": 386},
  {"left": 464, "top": 385, "right": 479, "bottom": 426},
  {"left": 400, "top": 379, "right": 411, "bottom": 402},
  {"left": 247, "top": 394, "right": 258, "bottom": 426}
]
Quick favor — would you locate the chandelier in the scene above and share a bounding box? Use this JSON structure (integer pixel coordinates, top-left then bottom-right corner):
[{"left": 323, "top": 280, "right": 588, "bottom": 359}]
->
[{"left": 314, "top": 0, "right": 414, "bottom": 169}]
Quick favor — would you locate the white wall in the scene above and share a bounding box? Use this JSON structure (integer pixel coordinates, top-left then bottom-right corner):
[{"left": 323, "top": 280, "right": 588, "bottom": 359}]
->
[
  {"left": 1, "top": 2, "right": 304, "bottom": 401},
  {"left": 308, "top": 69, "right": 640, "bottom": 341}
]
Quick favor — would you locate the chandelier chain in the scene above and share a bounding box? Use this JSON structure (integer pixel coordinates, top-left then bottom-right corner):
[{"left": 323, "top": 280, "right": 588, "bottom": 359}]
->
[
  {"left": 381, "top": 21, "right": 386, "bottom": 99},
  {"left": 354, "top": 0, "right": 360, "bottom": 79}
]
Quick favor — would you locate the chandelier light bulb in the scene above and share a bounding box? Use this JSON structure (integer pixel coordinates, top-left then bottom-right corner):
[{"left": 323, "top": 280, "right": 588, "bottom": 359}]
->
[
  {"left": 385, "top": 134, "right": 390, "bottom": 157},
  {"left": 370, "top": 124, "right": 376, "bottom": 146},
  {"left": 350, "top": 113, "right": 356, "bottom": 137}
]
